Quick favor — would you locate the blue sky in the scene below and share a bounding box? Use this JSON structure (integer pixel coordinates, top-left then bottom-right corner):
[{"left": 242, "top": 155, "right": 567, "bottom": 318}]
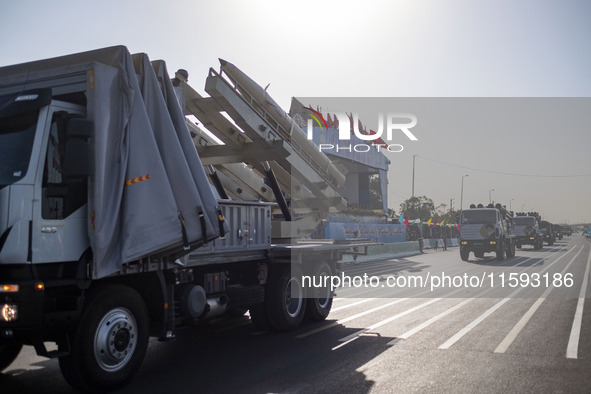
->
[{"left": 1, "top": 0, "right": 590, "bottom": 223}]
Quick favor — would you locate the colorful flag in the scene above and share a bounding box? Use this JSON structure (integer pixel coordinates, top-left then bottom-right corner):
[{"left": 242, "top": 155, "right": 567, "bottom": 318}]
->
[
  {"left": 398, "top": 214, "right": 404, "bottom": 224},
  {"left": 440, "top": 220, "right": 445, "bottom": 227},
  {"left": 427, "top": 218, "right": 432, "bottom": 226},
  {"left": 403, "top": 217, "right": 409, "bottom": 227}
]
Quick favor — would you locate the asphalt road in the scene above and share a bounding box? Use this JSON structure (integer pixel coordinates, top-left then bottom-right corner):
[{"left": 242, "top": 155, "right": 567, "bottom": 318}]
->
[{"left": 2, "top": 235, "right": 590, "bottom": 393}]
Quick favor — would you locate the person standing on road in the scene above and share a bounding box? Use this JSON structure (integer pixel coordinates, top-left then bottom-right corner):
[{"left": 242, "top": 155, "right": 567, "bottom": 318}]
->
[{"left": 434, "top": 229, "right": 438, "bottom": 250}]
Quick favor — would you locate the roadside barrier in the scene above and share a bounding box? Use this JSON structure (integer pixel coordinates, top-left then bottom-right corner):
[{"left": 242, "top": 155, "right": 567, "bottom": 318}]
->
[{"left": 341, "top": 241, "right": 421, "bottom": 264}]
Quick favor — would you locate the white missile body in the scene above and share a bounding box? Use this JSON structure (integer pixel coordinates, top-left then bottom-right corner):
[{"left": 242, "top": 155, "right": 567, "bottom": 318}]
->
[{"left": 218, "top": 59, "right": 346, "bottom": 188}]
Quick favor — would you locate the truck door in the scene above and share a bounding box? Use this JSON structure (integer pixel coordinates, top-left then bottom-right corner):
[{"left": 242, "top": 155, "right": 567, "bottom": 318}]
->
[{"left": 31, "top": 106, "right": 89, "bottom": 264}]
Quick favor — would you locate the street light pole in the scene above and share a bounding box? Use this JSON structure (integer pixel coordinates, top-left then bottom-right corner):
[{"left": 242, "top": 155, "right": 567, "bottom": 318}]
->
[
  {"left": 460, "top": 174, "right": 469, "bottom": 211},
  {"left": 412, "top": 155, "right": 417, "bottom": 197},
  {"left": 489, "top": 189, "right": 495, "bottom": 204}
]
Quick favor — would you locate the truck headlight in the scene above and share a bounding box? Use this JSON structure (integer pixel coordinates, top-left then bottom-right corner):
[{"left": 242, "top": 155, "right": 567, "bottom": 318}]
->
[
  {"left": 0, "top": 285, "right": 19, "bottom": 293},
  {"left": 1, "top": 304, "right": 18, "bottom": 322}
]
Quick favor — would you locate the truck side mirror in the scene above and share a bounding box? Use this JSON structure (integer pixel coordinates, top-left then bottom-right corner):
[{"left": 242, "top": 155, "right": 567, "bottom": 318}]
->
[
  {"left": 63, "top": 139, "right": 91, "bottom": 178},
  {"left": 63, "top": 118, "right": 93, "bottom": 178},
  {"left": 66, "top": 118, "right": 93, "bottom": 138}
]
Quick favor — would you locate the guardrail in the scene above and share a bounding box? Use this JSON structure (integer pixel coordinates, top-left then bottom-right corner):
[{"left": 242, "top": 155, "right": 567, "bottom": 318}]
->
[{"left": 341, "top": 241, "right": 421, "bottom": 264}]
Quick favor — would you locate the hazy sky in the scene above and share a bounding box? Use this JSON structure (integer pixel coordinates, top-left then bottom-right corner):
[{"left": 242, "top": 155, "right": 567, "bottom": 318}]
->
[{"left": 1, "top": 0, "right": 590, "bottom": 224}]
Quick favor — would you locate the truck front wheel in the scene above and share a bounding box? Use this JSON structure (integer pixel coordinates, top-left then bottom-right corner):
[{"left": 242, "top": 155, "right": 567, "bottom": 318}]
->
[
  {"left": 59, "top": 284, "right": 149, "bottom": 392},
  {"left": 0, "top": 340, "right": 22, "bottom": 371},
  {"left": 266, "top": 265, "right": 306, "bottom": 331},
  {"left": 460, "top": 250, "right": 470, "bottom": 261},
  {"left": 496, "top": 239, "right": 505, "bottom": 261},
  {"left": 506, "top": 240, "right": 515, "bottom": 258}
]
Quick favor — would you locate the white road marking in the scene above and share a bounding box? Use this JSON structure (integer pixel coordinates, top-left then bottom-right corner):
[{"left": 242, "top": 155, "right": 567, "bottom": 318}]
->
[
  {"left": 337, "top": 298, "right": 442, "bottom": 344},
  {"left": 566, "top": 244, "right": 591, "bottom": 359},
  {"left": 394, "top": 297, "right": 475, "bottom": 341},
  {"left": 494, "top": 246, "right": 583, "bottom": 353},
  {"left": 439, "top": 246, "right": 574, "bottom": 350}
]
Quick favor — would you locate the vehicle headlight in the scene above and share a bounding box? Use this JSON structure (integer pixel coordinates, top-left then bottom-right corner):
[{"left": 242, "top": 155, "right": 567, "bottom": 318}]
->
[
  {"left": 1, "top": 304, "right": 18, "bottom": 322},
  {"left": 0, "top": 285, "right": 19, "bottom": 293}
]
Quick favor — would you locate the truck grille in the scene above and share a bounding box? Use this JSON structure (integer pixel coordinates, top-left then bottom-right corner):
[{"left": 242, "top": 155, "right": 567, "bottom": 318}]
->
[
  {"left": 460, "top": 224, "right": 495, "bottom": 240},
  {"left": 514, "top": 225, "right": 533, "bottom": 236}
]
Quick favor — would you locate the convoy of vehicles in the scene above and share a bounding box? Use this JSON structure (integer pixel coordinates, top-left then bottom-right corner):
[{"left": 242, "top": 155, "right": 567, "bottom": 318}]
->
[
  {"left": 0, "top": 46, "right": 373, "bottom": 391},
  {"left": 459, "top": 203, "right": 516, "bottom": 261}
]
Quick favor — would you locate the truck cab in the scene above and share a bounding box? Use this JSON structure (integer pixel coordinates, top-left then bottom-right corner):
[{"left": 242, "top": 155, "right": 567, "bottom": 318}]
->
[
  {"left": 1, "top": 89, "right": 91, "bottom": 348},
  {"left": 459, "top": 203, "right": 515, "bottom": 261}
]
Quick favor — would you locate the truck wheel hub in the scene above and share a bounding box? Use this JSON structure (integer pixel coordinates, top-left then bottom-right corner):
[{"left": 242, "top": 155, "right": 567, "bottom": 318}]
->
[
  {"left": 284, "top": 278, "right": 303, "bottom": 318},
  {"left": 94, "top": 308, "right": 137, "bottom": 371}
]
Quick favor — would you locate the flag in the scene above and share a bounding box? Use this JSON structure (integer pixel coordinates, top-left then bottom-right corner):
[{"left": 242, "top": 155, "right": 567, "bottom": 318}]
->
[
  {"left": 440, "top": 220, "right": 445, "bottom": 227},
  {"left": 398, "top": 214, "right": 404, "bottom": 224},
  {"left": 457, "top": 224, "right": 460, "bottom": 230},
  {"left": 433, "top": 221, "right": 438, "bottom": 227},
  {"left": 404, "top": 217, "right": 409, "bottom": 227},
  {"left": 427, "top": 218, "right": 432, "bottom": 226}
]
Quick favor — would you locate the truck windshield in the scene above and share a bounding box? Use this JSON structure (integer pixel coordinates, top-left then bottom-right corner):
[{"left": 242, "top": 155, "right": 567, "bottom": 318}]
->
[
  {"left": 514, "top": 217, "right": 535, "bottom": 226},
  {"left": 0, "top": 110, "right": 39, "bottom": 188},
  {"left": 461, "top": 210, "right": 497, "bottom": 224}
]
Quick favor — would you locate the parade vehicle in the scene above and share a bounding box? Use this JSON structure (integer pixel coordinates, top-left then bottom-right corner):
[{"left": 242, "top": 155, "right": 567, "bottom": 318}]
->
[
  {"left": 540, "top": 220, "right": 556, "bottom": 246},
  {"left": 459, "top": 203, "right": 516, "bottom": 261},
  {"left": 512, "top": 212, "right": 543, "bottom": 250},
  {"left": 553, "top": 224, "right": 563, "bottom": 240},
  {"left": 0, "top": 46, "right": 371, "bottom": 391}
]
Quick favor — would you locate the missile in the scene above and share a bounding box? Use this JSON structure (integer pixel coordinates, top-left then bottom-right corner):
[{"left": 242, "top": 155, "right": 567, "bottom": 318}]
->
[{"left": 218, "top": 59, "right": 346, "bottom": 188}]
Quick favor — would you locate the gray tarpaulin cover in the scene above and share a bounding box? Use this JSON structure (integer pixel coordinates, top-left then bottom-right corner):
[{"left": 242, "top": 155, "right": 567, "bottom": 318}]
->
[
  {"left": 94, "top": 47, "right": 224, "bottom": 278},
  {"left": 1, "top": 46, "right": 224, "bottom": 278}
]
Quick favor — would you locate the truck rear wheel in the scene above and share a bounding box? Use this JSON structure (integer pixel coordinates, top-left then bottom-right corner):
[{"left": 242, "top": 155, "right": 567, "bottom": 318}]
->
[
  {"left": 305, "top": 261, "right": 334, "bottom": 322},
  {"left": 506, "top": 240, "right": 515, "bottom": 258},
  {"left": 266, "top": 264, "right": 306, "bottom": 331},
  {"left": 59, "top": 284, "right": 149, "bottom": 392},
  {"left": 0, "top": 340, "right": 22, "bottom": 371}
]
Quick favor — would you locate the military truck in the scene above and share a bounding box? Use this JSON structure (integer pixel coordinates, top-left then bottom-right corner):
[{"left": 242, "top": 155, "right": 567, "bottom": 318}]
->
[
  {"left": 540, "top": 220, "right": 556, "bottom": 245},
  {"left": 512, "top": 212, "right": 543, "bottom": 250},
  {"left": 459, "top": 203, "right": 516, "bottom": 261},
  {"left": 553, "top": 224, "right": 563, "bottom": 240},
  {"left": 0, "top": 46, "right": 370, "bottom": 391}
]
